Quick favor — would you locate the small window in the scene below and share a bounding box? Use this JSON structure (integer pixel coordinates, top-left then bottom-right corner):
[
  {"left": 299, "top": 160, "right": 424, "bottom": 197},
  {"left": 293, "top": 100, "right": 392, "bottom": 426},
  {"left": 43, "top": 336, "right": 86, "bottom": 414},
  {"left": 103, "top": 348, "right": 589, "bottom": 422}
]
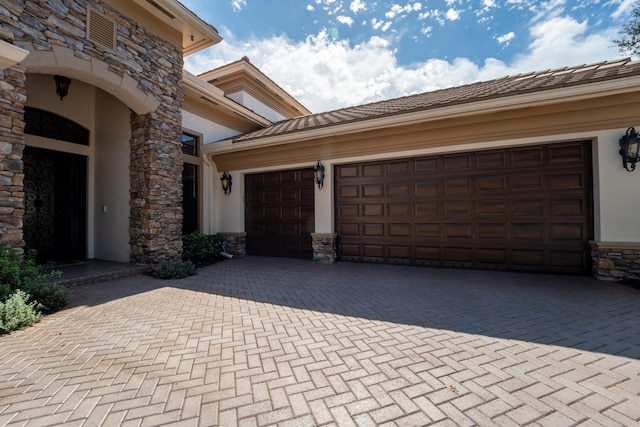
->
[{"left": 182, "top": 132, "right": 198, "bottom": 156}]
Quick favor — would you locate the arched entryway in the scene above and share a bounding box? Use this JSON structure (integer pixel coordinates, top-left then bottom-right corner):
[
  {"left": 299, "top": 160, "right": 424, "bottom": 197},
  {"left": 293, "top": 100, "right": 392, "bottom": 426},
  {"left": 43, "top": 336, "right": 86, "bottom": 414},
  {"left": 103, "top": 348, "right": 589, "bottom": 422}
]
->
[{"left": 22, "top": 107, "right": 89, "bottom": 263}]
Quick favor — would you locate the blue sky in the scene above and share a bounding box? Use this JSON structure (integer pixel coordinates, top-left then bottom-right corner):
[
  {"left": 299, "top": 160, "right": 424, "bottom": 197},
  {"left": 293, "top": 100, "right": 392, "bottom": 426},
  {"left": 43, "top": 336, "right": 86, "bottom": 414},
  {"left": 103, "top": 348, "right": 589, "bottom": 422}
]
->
[{"left": 182, "top": 0, "right": 634, "bottom": 113}]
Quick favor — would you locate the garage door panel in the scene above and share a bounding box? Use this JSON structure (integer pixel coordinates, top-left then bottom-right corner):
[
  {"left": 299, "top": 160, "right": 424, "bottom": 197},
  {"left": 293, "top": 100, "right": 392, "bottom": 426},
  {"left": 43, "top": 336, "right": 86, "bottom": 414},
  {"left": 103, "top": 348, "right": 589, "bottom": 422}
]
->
[
  {"left": 416, "top": 202, "right": 439, "bottom": 217},
  {"left": 335, "top": 141, "right": 592, "bottom": 273},
  {"left": 510, "top": 147, "right": 544, "bottom": 166},
  {"left": 389, "top": 223, "right": 411, "bottom": 237},
  {"left": 388, "top": 183, "right": 411, "bottom": 197},
  {"left": 338, "top": 185, "right": 359, "bottom": 199},
  {"left": 445, "top": 224, "right": 473, "bottom": 239},
  {"left": 445, "top": 201, "right": 473, "bottom": 216},
  {"left": 339, "top": 204, "right": 359, "bottom": 217},
  {"left": 477, "top": 151, "right": 506, "bottom": 169},
  {"left": 363, "top": 164, "right": 384, "bottom": 177},
  {"left": 388, "top": 203, "right": 411, "bottom": 217},
  {"left": 416, "top": 223, "right": 440, "bottom": 238},
  {"left": 511, "top": 174, "right": 544, "bottom": 192},
  {"left": 363, "top": 184, "right": 384, "bottom": 197},
  {"left": 550, "top": 199, "right": 585, "bottom": 215},
  {"left": 363, "top": 204, "right": 384, "bottom": 216},
  {"left": 444, "top": 154, "right": 472, "bottom": 170},
  {"left": 477, "top": 176, "right": 507, "bottom": 193},
  {"left": 363, "top": 224, "right": 384, "bottom": 236},
  {"left": 549, "top": 173, "right": 585, "bottom": 191},
  {"left": 445, "top": 178, "right": 472, "bottom": 194}
]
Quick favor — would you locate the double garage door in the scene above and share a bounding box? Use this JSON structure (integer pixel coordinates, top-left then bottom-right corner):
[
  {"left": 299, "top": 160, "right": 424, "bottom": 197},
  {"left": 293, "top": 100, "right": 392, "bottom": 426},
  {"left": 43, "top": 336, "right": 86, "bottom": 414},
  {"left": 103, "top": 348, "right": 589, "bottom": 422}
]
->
[{"left": 335, "top": 141, "right": 593, "bottom": 273}]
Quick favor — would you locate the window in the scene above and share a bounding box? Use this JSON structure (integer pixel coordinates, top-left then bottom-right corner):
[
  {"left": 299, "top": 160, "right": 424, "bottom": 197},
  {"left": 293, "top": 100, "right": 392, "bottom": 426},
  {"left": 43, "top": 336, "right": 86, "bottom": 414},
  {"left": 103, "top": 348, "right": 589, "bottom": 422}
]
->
[{"left": 182, "top": 132, "right": 198, "bottom": 156}]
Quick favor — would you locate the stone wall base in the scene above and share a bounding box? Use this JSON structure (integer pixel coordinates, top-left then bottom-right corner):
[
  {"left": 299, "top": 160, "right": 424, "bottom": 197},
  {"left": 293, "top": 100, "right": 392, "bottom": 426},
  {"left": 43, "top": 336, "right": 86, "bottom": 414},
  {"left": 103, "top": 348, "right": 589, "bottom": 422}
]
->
[
  {"left": 312, "top": 233, "right": 337, "bottom": 264},
  {"left": 218, "top": 232, "right": 246, "bottom": 256},
  {"left": 591, "top": 241, "right": 640, "bottom": 281}
]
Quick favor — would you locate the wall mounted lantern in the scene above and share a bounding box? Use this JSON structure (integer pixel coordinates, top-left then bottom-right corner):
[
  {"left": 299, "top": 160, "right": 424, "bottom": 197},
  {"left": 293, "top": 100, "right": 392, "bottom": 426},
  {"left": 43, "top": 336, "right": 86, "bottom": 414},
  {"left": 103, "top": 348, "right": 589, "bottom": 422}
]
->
[
  {"left": 54, "top": 75, "right": 71, "bottom": 100},
  {"left": 313, "top": 161, "right": 325, "bottom": 189},
  {"left": 619, "top": 127, "right": 640, "bottom": 172},
  {"left": 220, "top": 171, "right": 232, "bottom": 195}
]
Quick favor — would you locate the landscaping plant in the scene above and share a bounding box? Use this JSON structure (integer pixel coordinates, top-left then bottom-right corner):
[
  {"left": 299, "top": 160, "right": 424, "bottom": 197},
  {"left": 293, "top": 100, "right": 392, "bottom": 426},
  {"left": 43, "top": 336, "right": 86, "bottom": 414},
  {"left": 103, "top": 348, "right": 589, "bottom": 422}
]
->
[{"left": 0, "top": 246, "right": 68, "bottom": 333}]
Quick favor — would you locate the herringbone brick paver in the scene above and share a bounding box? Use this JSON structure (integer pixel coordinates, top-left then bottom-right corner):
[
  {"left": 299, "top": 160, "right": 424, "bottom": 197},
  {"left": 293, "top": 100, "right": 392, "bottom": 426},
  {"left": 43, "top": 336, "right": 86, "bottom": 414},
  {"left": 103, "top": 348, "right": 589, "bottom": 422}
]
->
[{"left": 1, "top": 256, "right": 639, "bottom": 426}]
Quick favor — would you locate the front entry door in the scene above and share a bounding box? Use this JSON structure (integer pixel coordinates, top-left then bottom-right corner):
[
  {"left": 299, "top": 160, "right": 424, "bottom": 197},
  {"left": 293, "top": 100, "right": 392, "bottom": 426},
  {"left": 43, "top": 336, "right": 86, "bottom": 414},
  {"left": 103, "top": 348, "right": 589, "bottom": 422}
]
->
[{"left": 23, "top": 146, "right": 87, "bottom": 263}]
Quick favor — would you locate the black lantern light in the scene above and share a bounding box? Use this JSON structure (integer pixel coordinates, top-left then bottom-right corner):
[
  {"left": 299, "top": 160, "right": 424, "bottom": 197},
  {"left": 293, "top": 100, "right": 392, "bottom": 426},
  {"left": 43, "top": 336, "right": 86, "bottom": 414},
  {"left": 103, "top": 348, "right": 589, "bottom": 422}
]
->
[
  {"left": 313, "top": 161, "right": 325, "bottom": 189},
  {"left": 619, "top": 127, "right": 640, "bottom": 172},
  {"left": 54, "top": 75, "right": 71, "bottom": 100},
  {"left": 220, "top": 171, "right": 232, "bottom": 195}
]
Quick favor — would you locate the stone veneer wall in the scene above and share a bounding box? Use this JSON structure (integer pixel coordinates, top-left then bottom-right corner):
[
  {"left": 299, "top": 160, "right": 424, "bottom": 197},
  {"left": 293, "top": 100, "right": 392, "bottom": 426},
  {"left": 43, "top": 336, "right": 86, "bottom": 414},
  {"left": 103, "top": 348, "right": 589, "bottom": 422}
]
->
[
  {"left": 218, "top": 232, "right": 246, "bottom": 256},
  {"left": 0, "top": 63, "right": 26, "bottom": 249},
  {"left": 0, "top": 0, "right": 184, "bottom": 266},
  {"left": 311, "top": 233, "right": 337, "bottom": 263},
  {"left": 591, "top": 242, "right": 640, "bottom": 281}
]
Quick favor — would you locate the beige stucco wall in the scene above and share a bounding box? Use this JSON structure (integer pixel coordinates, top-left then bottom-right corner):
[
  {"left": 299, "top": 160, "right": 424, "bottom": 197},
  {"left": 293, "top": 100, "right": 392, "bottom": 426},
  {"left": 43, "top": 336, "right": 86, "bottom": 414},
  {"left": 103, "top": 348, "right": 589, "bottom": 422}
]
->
[
  {"left": 212, "top": 127, "right": 640, "bottom": 246},
  {"left": 94, "top": 90, "right": 131, "bottom": 262}
]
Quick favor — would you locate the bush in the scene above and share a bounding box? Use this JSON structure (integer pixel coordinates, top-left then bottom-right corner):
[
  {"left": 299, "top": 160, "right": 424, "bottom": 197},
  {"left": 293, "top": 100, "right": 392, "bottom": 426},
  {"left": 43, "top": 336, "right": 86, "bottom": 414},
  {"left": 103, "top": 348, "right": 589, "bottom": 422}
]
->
[
  {"left": 154, "top": 260, "right": 197, "bottom": 280},
  {"left": 182, "top": 231, "right": 225, "bottom": 265},
  {"left": 0, "top": 290, "right": 42, "bottom": 334},
  {"left": 0, "top": 246, "right": 67, "bottom": 313}
]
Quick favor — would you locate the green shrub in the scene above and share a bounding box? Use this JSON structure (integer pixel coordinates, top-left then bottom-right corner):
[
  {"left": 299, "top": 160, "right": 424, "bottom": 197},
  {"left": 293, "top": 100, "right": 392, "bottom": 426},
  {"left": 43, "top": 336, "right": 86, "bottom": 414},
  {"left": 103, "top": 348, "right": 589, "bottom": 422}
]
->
[
  {"left": 155, "top": 260, "right": 197, "bottom": 280},
  {"left": 0, "top": 246, "right": 67, "bottom": 312},
  {"left": 0, "top": 290, "right": 42, "bottom": 334},
  {"left": 25, "top": 281, "right": 68, "bottom": 313},
  {"left": 182, "top": 231, "right": 225, "bottom": 264}
]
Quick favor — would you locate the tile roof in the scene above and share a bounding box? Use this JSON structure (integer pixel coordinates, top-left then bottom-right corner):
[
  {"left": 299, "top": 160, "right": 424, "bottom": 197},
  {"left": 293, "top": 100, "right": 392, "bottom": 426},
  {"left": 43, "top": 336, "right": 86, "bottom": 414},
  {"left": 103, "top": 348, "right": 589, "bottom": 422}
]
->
[{"left": 233, "top": 58, "right": 640, "bottom": 143}]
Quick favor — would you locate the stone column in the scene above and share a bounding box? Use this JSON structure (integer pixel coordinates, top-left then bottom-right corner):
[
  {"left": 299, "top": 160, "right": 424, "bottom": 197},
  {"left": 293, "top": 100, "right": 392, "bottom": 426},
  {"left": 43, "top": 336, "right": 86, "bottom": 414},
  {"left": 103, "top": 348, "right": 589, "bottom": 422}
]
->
[
  {"left": 591, "top": 241, "right": 640, "bottom": 281},
  {"left": 311, "top": 233, "right": 338, "bottom": 263},
  {"left": 129, "top": 108, "right": 183, "bottom": 266},
  {"left": 0, "top": 65, "right": 26, "bottom": 250}
]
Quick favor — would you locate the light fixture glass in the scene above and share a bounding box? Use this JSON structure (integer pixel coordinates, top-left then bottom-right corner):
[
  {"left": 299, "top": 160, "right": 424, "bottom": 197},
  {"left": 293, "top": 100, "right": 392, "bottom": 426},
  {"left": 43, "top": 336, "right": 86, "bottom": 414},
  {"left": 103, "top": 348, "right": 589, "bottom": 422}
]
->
[
  {"left": 54, "top": 75, "right": 71, "bottom": 100},
  {"left": 220, "top": 171, "right": 232, "bottom": 195},
  {"left": 313, "top": 161, "right": 325, "bottom": 189},
  {"left": 619, "top": 127, "right": 640, "bottom": 172}
]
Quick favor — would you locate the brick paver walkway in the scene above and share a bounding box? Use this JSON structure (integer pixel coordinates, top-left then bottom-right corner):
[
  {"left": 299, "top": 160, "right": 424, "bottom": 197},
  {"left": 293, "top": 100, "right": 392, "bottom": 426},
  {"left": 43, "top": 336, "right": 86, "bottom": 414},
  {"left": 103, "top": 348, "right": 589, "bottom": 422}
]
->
[{"left": 1, "top": 256, "right": 639, "bottom": 426}]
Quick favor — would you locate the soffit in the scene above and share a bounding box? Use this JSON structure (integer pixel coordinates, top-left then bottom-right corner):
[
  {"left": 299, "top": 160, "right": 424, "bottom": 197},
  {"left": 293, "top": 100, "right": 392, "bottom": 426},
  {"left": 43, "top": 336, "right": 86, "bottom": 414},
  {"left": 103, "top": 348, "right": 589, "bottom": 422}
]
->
[{"left": 106, "top": 0, "right": 222, "bottom": 54}]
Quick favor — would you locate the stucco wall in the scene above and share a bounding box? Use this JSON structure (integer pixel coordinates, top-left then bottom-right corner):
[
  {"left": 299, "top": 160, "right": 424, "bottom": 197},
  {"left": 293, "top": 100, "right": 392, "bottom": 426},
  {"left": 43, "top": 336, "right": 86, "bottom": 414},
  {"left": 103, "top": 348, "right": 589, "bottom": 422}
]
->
[{"left": 94, "top": 89, "right": 130, "bottom": 262}]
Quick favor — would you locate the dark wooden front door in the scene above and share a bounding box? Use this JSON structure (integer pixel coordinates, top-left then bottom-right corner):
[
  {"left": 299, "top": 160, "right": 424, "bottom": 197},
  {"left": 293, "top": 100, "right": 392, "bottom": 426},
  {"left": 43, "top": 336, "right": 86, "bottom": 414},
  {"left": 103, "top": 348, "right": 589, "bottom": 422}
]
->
[
  {"left": 23, "top": 146, "right": 87, "bottom": 263},
  {"left": 335, "top": 141, "right": 593, "bottom": 273},
  {"left": 245, "top": 169, "right": 315, "bottom": 259}
]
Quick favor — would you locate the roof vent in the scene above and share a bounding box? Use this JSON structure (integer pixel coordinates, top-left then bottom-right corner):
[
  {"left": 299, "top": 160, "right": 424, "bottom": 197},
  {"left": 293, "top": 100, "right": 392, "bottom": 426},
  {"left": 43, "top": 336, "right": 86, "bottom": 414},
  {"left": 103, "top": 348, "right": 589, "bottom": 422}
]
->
[{"left": 87, "top": 8, "right": 116, "bottom": 52}]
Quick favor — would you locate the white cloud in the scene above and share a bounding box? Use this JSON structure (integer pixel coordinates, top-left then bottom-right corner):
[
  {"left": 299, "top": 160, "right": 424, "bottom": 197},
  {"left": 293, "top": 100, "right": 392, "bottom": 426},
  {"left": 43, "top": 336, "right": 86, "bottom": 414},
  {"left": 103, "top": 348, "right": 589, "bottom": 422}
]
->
[
  {"left": 185, "top": 16, "right": 621, "bottom": 114},
  {"left": 337, "top": 15, "right": 354, "bottom": 26},
  {"left": 445, "top": 8, "right": 462, "bottom": 21},
  {"left": 611, "top": 0, "right": 636, "bottom": 19},
  {"left": 307, "top": 4, "right": 315, "bottom": 11},
  {"left": 350, "top": 0, "right": 366, "bottom": 13},
  {"left": 230, "top": 0, "right": 246, "bottom": 12},
  {"left": 497, "top": 31, "right": 515, "bottom": 44}
]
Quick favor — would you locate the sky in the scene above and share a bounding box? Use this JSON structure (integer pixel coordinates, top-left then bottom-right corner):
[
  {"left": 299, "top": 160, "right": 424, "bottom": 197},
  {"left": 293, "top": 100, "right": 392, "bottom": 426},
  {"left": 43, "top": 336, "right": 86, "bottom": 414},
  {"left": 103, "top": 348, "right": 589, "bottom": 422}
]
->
[{"left": 181, "top": 0, "right": 636, "bottom": 113}]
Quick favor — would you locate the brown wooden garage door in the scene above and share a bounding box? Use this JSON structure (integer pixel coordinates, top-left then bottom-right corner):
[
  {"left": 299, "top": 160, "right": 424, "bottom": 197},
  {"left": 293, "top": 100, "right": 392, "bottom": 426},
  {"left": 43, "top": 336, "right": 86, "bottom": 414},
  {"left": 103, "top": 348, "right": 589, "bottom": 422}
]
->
[
  {"left": 245, "top": 169, "right": 315, "bottom": 259},
  {"left": 335, "top": 141, "right": 593, "bottom": 273}
]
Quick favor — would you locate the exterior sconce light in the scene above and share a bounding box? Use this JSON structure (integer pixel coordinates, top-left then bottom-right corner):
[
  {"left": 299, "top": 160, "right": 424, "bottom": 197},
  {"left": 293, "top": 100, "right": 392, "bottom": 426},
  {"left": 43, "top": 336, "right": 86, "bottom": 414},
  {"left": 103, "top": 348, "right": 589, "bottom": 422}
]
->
[
  {"left": 54, "top": 75, "right": 71, "bottom": 100},
  {"left": 220, "top": 171, "right": 232, "bottom": 195},
  {"left": 619, "top": 127, "right": 640, "bottom": 172},
  {"left": 314, "top": 161, "right": 325, "bottom": 189}
]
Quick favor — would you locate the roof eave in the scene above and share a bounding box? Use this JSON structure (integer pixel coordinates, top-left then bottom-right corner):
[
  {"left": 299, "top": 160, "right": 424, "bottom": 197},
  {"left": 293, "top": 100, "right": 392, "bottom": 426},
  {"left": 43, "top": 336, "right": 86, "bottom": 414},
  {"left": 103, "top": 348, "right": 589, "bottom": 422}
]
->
[
  {"left": 206, "top": 76, "right": 640, "bottom": 156},
  {"left": 183, "top": 71, "right": 273, "bottom": 127}
]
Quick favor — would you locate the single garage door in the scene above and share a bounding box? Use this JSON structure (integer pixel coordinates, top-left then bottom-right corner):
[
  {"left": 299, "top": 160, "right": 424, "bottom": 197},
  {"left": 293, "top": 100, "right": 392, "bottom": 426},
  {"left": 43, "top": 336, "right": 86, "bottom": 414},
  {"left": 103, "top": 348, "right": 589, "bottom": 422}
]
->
[
  {"left": 245, "top": 168, "right": 315, "bottom": 259},
  {"left": 335, "top": 141, "right": 593, "bottom": 273}
]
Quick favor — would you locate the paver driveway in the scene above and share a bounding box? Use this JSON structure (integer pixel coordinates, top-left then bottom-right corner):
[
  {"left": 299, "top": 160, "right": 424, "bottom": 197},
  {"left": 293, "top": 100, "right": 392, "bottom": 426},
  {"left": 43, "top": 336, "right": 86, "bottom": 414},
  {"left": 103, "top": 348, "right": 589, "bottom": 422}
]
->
[{"left": 1, "top": 256, "right": 639, "bottom": 426}]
